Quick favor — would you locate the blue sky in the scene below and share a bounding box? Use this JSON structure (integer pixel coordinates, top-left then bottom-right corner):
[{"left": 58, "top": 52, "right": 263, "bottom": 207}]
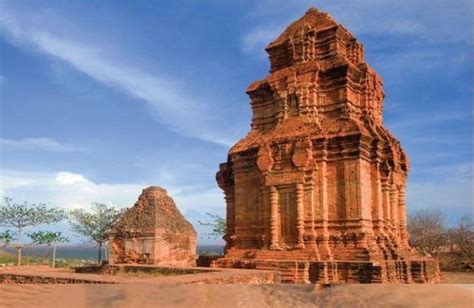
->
[{"left": 0, "top": 0, "right": 472, "bottom": 244}]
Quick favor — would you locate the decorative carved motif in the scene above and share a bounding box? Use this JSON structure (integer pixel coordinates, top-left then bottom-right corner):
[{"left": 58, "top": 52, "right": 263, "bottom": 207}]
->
[
  {"left": 256, "top": 143, "right": 274, "bottom": 172},
  {"left": 292, "top": 138, "right": 313, "bottom": 169},
  {"left": 215, "top": 7, "right": 440, "bottom": 284}
]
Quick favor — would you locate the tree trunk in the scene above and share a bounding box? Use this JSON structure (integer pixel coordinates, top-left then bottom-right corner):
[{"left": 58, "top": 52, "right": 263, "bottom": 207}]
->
[
  {"left": 104, "top": 243, "right": 108, "bottom": 261},
  {"left": 52, "top": 245, "right": 56, "bottom": 268},
  {"left": 17, "top": 227, "right": 22, "bottom": 266},
  {"left": 98, "top": 242, "right": 102, "bottom": 264}
]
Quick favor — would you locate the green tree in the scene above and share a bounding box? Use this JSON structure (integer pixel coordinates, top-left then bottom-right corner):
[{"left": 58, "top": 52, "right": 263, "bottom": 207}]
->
[
  {"left": 69, "top": 203, "right": 125, "bottom": 263},
  {"left": 28, "top": 231, "right": 69, "bottom": 268},
  {"left": 0, "top": 230, "right": 15, "bottom": 247},
  {"left": 198, "top": 213, "right": 226, "bottom": 239},
  {"left": 0, "top": 197, "right": 66, "bottom": 265}
]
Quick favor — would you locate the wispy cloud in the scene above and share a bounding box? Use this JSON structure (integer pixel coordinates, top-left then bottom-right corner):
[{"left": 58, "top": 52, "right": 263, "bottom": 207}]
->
[
  {"left": 0, "top": 137, "right": 84, "bottom": 152},
  {"left": 408, "top": 176, "right": 472, "bottom": 222},
  {"left": 0, "top": 169, "right": 224, "bottom": 212},
  {"left": 405, "top": 160, "right": 472, "bottom": 225},
  {"left": 371, "top": 48, "right": 471, "bottom": 79},
  {"left": 241, "top": 28, "right": 279, "bottom": 57},
  {"left": 403, "top": 135, "right": 472, "bottom": 145},
  {"left": 241, "top": 1, "right": 472, "bottom": 57},
  {"left": 0, "top": 170, "right": 142, "bottom": 210},
  {"left": 0, "top": 169, "right": 225, "bottom": 243},
  {"left": 0, "top": 5, "right": 234, "bottom": 146},
  {"left": 385, "top": 111, "right": 471, "bottom": 131},
  {"left": 408, "top": 180, "right": 471, "bottom": 224}
]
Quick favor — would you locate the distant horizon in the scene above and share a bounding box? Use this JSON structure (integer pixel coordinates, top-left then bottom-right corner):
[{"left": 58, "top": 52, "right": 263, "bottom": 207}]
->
[
  {"left": 0, "top": 1, "right": 472, "bottom": 245},
  {"left": 1, "top": 244, "right": 225, "bottom": 261},
  {"left": 2, "top": 243, "right": 225, "bottom": 248}
]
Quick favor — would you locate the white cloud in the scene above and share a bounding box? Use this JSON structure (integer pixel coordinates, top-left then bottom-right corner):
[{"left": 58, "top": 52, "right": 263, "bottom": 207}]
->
[
  {"left": 174, "top": 188, "right": 224, "bottom": 214},
  {"left": 0, "top": 137, "right": 83, "bottom": 152},
  {"left": 0, "top": 174, "right": 30, "bottom": 196},
  {"left": 0, "top": 75, "right": 5, "bottom": 84},
  {"left": 55, "top": 172, "right": 88, "bottom": 185},
  {"left": 0, "top": 169, "right": 226, "bottom": 243},
  {"left": 0, "top": 6, "right": 233, "bottom": 147},
  {"left": 0, "top": 170, "right": 142, "bottom": 210},
  {"left": 0, "top": 170, "right": 224, "bottom": 214}
]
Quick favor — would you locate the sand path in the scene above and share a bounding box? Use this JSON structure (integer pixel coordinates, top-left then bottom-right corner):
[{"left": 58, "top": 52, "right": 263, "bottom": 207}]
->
[{"left": 0, "top": 284, "right": 472, "bottom": 308}]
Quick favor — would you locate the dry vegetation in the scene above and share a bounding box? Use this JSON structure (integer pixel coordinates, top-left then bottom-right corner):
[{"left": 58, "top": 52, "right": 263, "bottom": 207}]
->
[
  {"left": 442, "top": 271, "right": 474, "bottom": 284},
  {"left": 408, "top": 210, "right": 473, "bottom": 272}
]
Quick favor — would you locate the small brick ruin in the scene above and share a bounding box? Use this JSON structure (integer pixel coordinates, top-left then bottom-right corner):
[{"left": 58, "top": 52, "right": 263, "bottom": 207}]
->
[
  {"left": 215, "top": 8, "right": 441, "bottom": 283},
  {"left": 109, "top": 186, "right": 197, "bottom": 267}
]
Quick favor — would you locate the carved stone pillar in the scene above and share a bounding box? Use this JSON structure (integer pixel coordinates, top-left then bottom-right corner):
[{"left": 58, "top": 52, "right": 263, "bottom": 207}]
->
[
  {"left": 398, "top": 185, "right": 409, "bottom": 245},
  {"left": 371, "top": 162, "right": 385, "bottom": 233},
  {"left": 319, "top": 148, "right": 332, "bottom": 259},
  {"left": 389, "top": 183, "right": 399, "bottom": 235},
  {"left": 306, "top": 181, "right": 320, "bottom": 259},
  {"left": 296, "top": 183, "right": 305, "bottom": 248},
  {"left": 381, "top": 176, "right": 391, "bottom": 227},
  {"left": 270, "top": 185, "right": 280, "bottom": 249}
]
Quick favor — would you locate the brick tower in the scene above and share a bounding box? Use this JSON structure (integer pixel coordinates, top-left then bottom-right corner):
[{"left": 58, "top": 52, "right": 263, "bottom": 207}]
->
[{"left": 215, "top": 8, "right": 440, "bottom": 283}]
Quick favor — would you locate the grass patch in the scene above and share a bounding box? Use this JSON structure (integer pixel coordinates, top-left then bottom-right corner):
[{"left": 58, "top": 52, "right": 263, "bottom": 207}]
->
[
  {"left": 0, "top": 249, "right": 89, "bottom": 268},
  {"left": 99, "top": 265, "right": 210, "bottom": 277},
  {"left": 122, "top": 266, "right": 206, "bottom": 276}
]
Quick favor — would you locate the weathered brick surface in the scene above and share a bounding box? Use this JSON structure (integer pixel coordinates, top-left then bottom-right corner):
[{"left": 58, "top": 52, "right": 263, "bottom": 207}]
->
[
  {"left": 109, "top": 186, "right": 197, "bottom": 266},
  {"left": 215, "top": 7, "right": 441, "bottom": 283}
]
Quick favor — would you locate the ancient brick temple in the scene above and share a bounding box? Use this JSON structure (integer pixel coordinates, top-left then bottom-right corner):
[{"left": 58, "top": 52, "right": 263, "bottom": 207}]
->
[
  {"left": 215, "top": 8, "right": 440, "bottom": 283},
  {"left": 109, "top": 186, "right": 197, "bottom": 266}
]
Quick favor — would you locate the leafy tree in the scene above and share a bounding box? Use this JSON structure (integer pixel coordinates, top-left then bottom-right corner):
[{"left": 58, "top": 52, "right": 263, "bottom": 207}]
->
[
  {"left": 69, "top": 203, "right": 125, "bottom": 263},
  {"left": 0, "top": 197, "right": 66, "bottom": 265},
  {"left": 408, "top": 209, "right": 447, "bottom": 258},
  {"left": 198, "top": 213, "right": 226, "bottom": 239},
  {"left": 28, "top": 231, "right": 69, "bottom": 268},
  {"left": 0, "top": 230, "right": 15, "bottom": 247},
  {"left": 448, "top": 216, "right": 474, "bottom": 262}
]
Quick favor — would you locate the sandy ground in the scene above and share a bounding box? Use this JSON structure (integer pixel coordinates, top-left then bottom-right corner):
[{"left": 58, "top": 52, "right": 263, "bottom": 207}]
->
[
  {"left": 0, "top": 284, "right": 472, "bottom": 308},
  {"left": 0, "top": 270, "right": 472, "bottom": 307},
  {"left": 442, "top": 272, "right": 474, "bottom": 284}
]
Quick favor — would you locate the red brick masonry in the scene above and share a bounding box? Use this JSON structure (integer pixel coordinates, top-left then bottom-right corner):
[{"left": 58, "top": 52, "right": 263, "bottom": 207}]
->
[
  {"left": 109, "top": 187, "right": 197, "bottom": 267},
  {"left": 214, "top": 8, "right": 440, "bottom": 283}
]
